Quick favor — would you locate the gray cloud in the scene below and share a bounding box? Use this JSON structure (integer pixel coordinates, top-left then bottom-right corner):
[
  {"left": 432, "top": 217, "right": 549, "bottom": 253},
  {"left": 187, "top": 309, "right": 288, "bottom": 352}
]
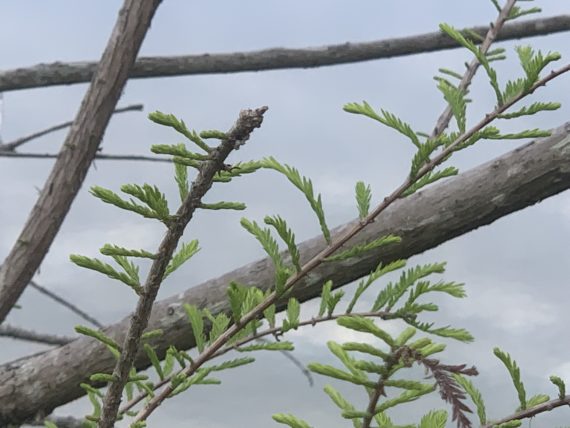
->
[{"left": 2, "top": 0, "right": 570, "bottom": 426}]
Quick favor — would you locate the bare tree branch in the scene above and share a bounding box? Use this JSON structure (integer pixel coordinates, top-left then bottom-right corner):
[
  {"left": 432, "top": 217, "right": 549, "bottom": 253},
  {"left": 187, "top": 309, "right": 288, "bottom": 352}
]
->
[
  {"left": 0, "top": 104, "right": 143, "bottom": 152},
  {"left": 0, "top": 324, "right": 72, "bottom": 346},
  {"left": 30, "top": 281, "right": 103, "bottom": 328},
  {"left": 0, "top": 15, "right": 568, "bottom": 92},
  {"left": 482, "top": 394, "right": 570, "bottom": 427},
  {"left": 1, "top": 121, "right": 569, "bottom": 425},
  {"left": 0, "top": 151, "right": 171, "bottom": 163},
  {"left": 0, "top": 0, "right": 162, "bottom": 323}
]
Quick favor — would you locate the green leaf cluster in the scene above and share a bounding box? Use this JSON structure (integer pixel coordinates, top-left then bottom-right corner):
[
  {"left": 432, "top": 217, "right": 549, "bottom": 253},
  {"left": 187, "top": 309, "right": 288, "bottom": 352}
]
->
[
  {"left": 148, "top": 111, "right": 211, "bottom": 152},
  {"left": 240, "top": 218, "right": 292, "bottom": 294},
  {"left": 318, "top": 280, "right": 345, "bottom": 317},
  {"left": 90, "top": 184, "right": 170, "bottom": 223},
  {"left": 326, "top": 235, "right": 401, "bottom": 262},
  {"left": 261, "top": 157, "right": 331, "bottom": 243}
]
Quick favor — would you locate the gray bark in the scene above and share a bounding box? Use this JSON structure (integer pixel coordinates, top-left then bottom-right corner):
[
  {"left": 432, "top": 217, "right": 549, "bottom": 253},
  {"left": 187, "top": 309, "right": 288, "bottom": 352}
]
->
[
  {"left": 0, "top": 0, "right": 162, "bottom": 323},
  {"left": 1, "top": 122, "right": 569, "bottom": 425},
  {"left": 0, "top": 15, "right": 569, "bottom": 92}
]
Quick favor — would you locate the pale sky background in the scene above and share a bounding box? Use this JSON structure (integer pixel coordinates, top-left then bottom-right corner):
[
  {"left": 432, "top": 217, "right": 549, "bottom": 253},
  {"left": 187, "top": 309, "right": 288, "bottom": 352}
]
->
[{"left": 1, "top": 1, "right": 570, "bottom": 427}]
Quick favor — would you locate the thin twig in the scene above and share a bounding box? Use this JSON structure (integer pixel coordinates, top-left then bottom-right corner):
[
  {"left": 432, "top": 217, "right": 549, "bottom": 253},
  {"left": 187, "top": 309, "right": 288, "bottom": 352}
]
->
[
  {"left": 361, "top": 366, "right": 391, "bottom": 428},
  {"left": 97, "top": 106, "right": 268, "bottom": 428},
  {"left": 0, "top": 104, "right": 143, "bottom": 152},
  {"left": 120, "top": 310, "right": 395, "bottom": 415},
  {"left": 0, "top": 15, "right": 569, "bottom": 92},
  {"left": 482, "top": 395, "right": 570, "bottom": 427},
  {"left": 431, "top": 0, "right": 516, "bottom": 137},
  {"left": 255, "top": 337, "right": 314, "bottom": 386},
  {"left": 0, "top": 151, "right": 171, "bottom": 163},
  {"left": 0, "top": 324, "right": 72, "bottom": 346},
  {"left": 30, "top": 280, "right": 103, "bottom": 328}
]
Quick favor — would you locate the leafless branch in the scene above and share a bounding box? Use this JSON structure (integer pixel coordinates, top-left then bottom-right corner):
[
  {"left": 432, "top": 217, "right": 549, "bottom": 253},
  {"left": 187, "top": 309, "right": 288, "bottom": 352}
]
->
[
  {"left": 0, "top": 0, "right": 162, "bottom": 323},
  {"left": 0, "top": 15, "right": 568, "bottom": 92},
  {"left": 1, "top": 120, "right": 569, "bottom": 424},
  {"left": 0, "top": 324, "right": 72, "bottom": 346},
  {"left": 482, "top": 395, "right": 570, "bottom": 427},
  {"left": 98, "top": 105, "right": 268, "bottom": 428},
  {"left": 30, "top": 281, "right": 103, "bottom": 328},
  {"left": 255, "top": 337, "right": 314, "bottom": 386},
  {"left": 0, "top": 104, "right": 143, "bottom": 152},
  {"left": 0, "top": 151, "right": 171, "bottom": 163}
]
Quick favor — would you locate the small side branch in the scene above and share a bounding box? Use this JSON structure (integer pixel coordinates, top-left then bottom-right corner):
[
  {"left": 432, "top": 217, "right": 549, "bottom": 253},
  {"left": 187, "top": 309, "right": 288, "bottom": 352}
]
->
[
  {"left": 0, "top": 324, "right": 72, "bottom": 346},
  {"left": 30, "top": 280, "right": 103, "bottom": 328},
  {"left": 0, "top": 151, "right": 171, "bottom": 163},
  {"left": 0, "top": 104, "right": 143, "bottom": 152},
  {"left": 431, "top": 0, "right": 516, "bottom": 137},
  {"left": 483, "top": 395, "right": 570, "bottom": 427}
]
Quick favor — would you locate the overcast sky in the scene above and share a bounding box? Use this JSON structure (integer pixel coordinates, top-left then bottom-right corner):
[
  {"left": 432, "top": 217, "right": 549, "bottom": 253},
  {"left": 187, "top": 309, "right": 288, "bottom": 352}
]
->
[{"left": 1, "top": 1, "right": 570, "bottom": 427}]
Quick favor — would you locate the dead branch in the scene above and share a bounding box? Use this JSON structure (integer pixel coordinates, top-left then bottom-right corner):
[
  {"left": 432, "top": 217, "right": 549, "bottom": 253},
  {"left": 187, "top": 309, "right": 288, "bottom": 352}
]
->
[
  {"left": 0, "top": 151, "right": 171, "bottom": 163},
  {"left": 0, "top": 104, "right": 143, "bottom": 152},
  {"left": 0, "top": 15, "right": 568, "bottom": 92},
  {"left": 30, "top": 281, "right": 102, "bottom": 328},
  {"left": 0, "top": 324, "right": 72, "bottom": 346},
  {"left": 0, "top": 0, "right": 162, "bottom": 323},
  {"left": 482, "top": 394, "right": 570, "bottom": 427},
  {"left": 1, "top": 121, "right": 568, "bottom": 425}
]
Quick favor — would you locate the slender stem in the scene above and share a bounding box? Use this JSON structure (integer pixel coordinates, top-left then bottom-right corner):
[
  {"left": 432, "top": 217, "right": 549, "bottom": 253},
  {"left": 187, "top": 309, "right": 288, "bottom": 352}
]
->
[
  {"left": 483, "top": 395, "right": 570, "bottom": 427},
  {"left": 431, "top": 0, "right": 517, "bottom": 137},
  {"left": 0, "top": 151, "right": 171, "bottom": 163},
  {"left": 216, "top": 311, "right": 397, "bottom": 358},
  {"left": 0, "top": 104, "right": 143, "bottom": 152},
  {"left": 119, "top": 310, "right": 395, "bottom": 414},
  {"left": 30, "top": 280, "right": 103, "bottom": 328},
  {"left": 0, "top": 324, "right": 72, "bottom": 346},
  {"left": 97, "top": 106, "right": 268, "bottom": 428},
  {"left": 255, "top": 336, "right": 314, "bottom": 386},
  {"left": 361, "top": 377, "right": 387, "bottom": 428},
  {"left": 361, "top": 349, "right": 402, "bottom": 428}
]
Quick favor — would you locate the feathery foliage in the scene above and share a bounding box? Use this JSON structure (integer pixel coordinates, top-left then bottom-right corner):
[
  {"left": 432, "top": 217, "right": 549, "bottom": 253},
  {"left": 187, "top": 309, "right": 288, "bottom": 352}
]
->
[
  {"left": 261, "top": 157, "right": 330, "bottom": 243},
  {"left": 64, "top": 3, "right": 570, "bottom": 427}
]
